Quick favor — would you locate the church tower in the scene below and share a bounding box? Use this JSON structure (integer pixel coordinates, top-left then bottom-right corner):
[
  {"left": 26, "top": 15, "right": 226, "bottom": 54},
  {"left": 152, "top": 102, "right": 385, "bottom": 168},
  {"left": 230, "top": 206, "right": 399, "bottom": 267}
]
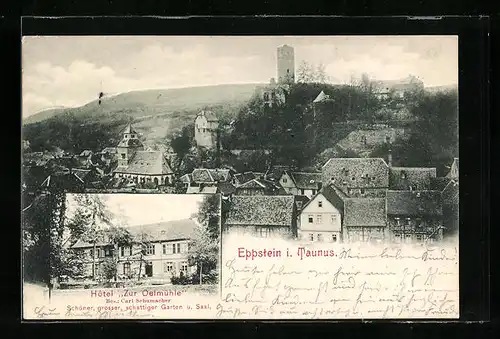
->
[
  {"left": 277, "top": 45, "right": 295, "bottom": 85},
  {"left": 117, "top": 124, "right": 144, "bottom": 167}
]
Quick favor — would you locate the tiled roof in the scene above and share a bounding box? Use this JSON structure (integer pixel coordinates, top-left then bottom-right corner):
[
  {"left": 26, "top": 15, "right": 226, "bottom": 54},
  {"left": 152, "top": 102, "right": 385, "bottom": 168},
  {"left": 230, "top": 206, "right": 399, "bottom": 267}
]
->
[
  {"left": 191, "top": 169, "right": 216, "bottom": 183},
  {"left": 40, "top": 173, "right": 85, "bottom": 191},
  {"left": 386, "top": 190, "right": 443, "bottom": 216},
  {"left": 208, "top": 169, "right": 231, "bottom": 182},
  {"left": 71, "top": 219, "right": 198, "bottom": 248},
  {"left": 226, "top": 195, "right": 295, "bottom": 227},
  {"left": 217, "top": 182, "right": 236, "bottom": 195},
  {"left": 72, "top": 168, "right": 92, "bottom": 181},
  {"left": 114, "top": 151, "right": 173, "bottom": 175},
  {"left": 102, "top": 147, "right": 117, "bottom": 154},
  {"left": 264, "top": 165, "right": 291, "bottom": 181},
  {"left": 236, "top": 178, "right": 267, "bottom": 189},
  {"left": 186, "top": 185, "right": 218, "bottom": 194},
  {"left": 234, "top": 172, "right": 258, "bottom": 185},
  {"left": 197, "top": 110, "right": 218, "bottom": 122},
  {"left": 344, "top": 198, "right": 386, "bottom": 227},
  {"left": 179, "top": 173, "right": 193, "bottom": 184},
  {"left": 117, "top": 137, "right": 144, "bottom": 148},
  {"left": 441, "top": 180, "right": 459, "bottom": 205},
  {"left": 301, "top": 184, "right": 345, "bottom": 212},
  {"left": 290, "top": 172, "right": 322, "bottom": 190},
  {"left": 430, "top": 177, "right": 452, "bottom": 191},
  {"left": 313, "top": 90, "right": 330, "bottom": 103},
  {"left": 389, "top": 167, "right": 437, "bottom": 190},
  {"left": 322, "top": 158, "right": 389, "bottom": 188}
]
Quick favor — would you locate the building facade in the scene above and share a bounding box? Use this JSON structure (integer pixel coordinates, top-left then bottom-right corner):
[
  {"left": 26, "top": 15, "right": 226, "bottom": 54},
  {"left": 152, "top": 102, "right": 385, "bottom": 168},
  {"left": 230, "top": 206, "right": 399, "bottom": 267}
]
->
[
  {"left": 279, "top": 171, "right": 322, "bottom": 198},
  {"left": 386, "top": 190, "right": 444, "bottom": 243},
  {"left": 321, "top": 158, "right": 389, "bottom": 198},
  {"left": 298, "top": 185, "right": 343, "bottom": 243},
  {"left": 342, "top": 198, "right": 387, "bottom": 243},
  {"left": 194, "top": 110, "right": 219, "bottom": 148},
  {"left": 224, "top": 195, "right": 297, "bottom": 239},
  {"left": 71, "top": 219, "right": 198, "bottom": 281}
]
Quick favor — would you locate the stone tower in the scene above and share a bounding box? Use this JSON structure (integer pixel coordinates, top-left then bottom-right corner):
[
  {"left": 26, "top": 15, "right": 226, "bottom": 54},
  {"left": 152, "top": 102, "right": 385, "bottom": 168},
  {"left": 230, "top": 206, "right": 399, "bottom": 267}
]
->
[
  {"left": 277, "top": 44, "right": 295, "bottom": 85},
  {"left": 116, "top": 124, "right": 144, "bottom": 167},
  {"left": 194, "top": 110, "right": 219, "bottom": 149}
]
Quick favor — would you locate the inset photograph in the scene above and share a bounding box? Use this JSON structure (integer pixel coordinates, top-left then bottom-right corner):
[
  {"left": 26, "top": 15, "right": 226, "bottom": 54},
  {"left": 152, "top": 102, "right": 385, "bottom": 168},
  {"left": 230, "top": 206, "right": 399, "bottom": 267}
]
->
[{"left": 23, "top": 193, "right": 221, "bottom": 316}]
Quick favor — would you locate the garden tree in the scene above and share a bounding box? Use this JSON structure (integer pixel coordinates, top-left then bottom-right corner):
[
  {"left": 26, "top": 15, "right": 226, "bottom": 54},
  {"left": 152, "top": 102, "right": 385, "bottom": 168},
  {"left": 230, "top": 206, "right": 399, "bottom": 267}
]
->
[
  {"left": 187, "top": 224, "right": 218, "bottom": 285},
  {"left": 128, "top": 231, "right": 154, "bottom": 281},
  {"left": 315, "top": 63, "right": 328, "bottom": 84},
  {"left": 65, "top": 194, "right": 112, "bottom": 279},
  {"left": 398, "top": 90, "right": 458, "bottom": 166},
  {"left": 100, "top": 257, "right": 118, "bottom": 283},
  {"left": 196, "top": 194, "right": 222, "bottom": 240},
  {"left": 170, "top": 124, "right": 194, "bottom": 168},
  {"left": 296, "top": 60, "right": 315, "bottom": 83},
  {"left": 99, "top": 226, "right": 134, "bottom": 283},
  {"left": 22, "top": 186, "right": 67, "bottom": 299}
]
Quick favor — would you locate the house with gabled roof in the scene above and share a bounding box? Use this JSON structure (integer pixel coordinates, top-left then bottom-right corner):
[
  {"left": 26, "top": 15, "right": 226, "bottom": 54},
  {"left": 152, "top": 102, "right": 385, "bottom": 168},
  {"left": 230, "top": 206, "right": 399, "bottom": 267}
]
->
[
  {"left": 389, "top": 167, "right": 437, "bottom": 191},
  {"left": 180, "top": 168, "right": 232, "bottom": 194},
  {"left": 71, "top": 219, "right": 198, "bottom": 281},
  {"left": 233, "top": 171, "right": 261, "bottom": 186},
  {"left": 298, "top": 185, "right": 344, "bottom": 243},
  {"left": 298, "top": 183, "right": 388, "bottom": 244},
  {"left": 224, "top": 195, "right": 297, "bottom": 238},
  {"left": 234, "top": 178, "right": 287, "bottom": 196},
  {"left": 386, "top": 190, "right": 444, "bottom": 243},
  {"left": 342, "top": 198, "right": 387, "bottom": 243},
  {"left": 279, "top": 171, "right": 322, "bottom": 198},
  {"left": 321, "top": 158, "right": 389, "bottom": 198}
]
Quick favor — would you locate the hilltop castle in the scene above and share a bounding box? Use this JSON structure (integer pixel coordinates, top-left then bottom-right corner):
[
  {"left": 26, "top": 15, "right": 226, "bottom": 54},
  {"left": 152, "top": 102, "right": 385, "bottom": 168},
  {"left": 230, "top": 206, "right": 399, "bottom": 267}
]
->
[{"left": 261, "top": 45, "right": 296, "bottom": 108}]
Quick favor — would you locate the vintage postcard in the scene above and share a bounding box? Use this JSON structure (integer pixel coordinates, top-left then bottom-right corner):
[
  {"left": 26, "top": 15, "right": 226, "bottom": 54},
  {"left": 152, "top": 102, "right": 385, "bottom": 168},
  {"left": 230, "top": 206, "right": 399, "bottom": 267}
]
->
[{"left": 22, "top": 35, "right": 459, "bottom": 320}]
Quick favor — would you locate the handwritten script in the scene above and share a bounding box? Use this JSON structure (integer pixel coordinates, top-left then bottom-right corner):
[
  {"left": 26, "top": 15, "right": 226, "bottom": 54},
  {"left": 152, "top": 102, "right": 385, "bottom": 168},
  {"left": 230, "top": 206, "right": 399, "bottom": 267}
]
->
[{"left": 219, "top": 237, "right": 459, "bottom": 319}]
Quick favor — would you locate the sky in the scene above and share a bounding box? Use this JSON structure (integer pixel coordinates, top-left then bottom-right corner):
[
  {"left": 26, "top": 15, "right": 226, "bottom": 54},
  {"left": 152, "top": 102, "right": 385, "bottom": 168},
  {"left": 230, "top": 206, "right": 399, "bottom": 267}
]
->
[
  {"left": 65, "top": 194, "right": 205, "bottom": 227},
  {"left": 22, "top": 35, "right": 458, "bottom": 117}
]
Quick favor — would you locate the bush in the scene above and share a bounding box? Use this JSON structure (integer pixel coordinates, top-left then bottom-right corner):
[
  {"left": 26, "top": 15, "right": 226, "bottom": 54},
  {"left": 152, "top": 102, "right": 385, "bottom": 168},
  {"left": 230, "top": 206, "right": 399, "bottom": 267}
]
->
[
  {"left": 170, "top": 272, "right": 191, "bottom": 285},
  {"left": 170, "top": 270, "right": 219, "bottom": 285}
]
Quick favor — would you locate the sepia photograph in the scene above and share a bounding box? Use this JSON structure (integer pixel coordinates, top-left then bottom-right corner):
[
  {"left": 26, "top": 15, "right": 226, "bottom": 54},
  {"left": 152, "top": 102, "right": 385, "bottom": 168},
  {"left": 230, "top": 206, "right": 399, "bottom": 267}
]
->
[{"left": 22, "top": 35, "right": 459, "bottom": 319}]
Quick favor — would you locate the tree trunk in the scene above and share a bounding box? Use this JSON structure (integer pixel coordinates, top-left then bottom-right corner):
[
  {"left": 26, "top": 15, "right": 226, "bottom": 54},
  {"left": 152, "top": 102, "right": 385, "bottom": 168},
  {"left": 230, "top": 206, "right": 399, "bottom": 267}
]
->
[
  {"left": 92, "top": 243, "right": 96, "bottom": 279},
  {"left": 199, "top": 262, "right": 203, "bottom": 285}
]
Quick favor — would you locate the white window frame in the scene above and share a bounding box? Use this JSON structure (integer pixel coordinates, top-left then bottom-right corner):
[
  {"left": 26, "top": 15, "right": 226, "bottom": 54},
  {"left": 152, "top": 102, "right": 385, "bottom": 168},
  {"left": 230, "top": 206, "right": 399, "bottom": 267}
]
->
[{"left": 145, "top": 243, "right": 155, "bottom": 256}]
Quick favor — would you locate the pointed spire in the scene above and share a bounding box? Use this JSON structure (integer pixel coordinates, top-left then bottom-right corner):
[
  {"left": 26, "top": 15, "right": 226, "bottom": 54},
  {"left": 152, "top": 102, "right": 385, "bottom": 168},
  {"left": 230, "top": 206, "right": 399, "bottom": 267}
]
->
[{"left": 123, "top": 123, "right": 137, "bottom": 134}]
